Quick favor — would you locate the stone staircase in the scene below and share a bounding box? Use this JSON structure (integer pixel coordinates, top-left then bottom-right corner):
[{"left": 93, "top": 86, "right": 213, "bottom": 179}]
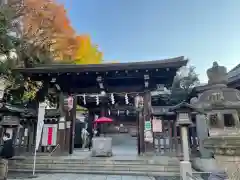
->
[{"left": 9, "top": 156, "right": 181, "bottom": 176}]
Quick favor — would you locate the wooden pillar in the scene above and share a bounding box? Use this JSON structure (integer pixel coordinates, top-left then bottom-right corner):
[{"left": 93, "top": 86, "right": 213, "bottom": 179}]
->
[
  {"left": 25, "top": 123, "right": 30, "bottom": 153},
  {"left": 65, "top": 95, "right": 77, "bottom": 155},
  {"left": 56, "top": 117, "right": 66, "bottom": 154},
  {"left": 100, "top": 106, "right": 105, "bottom": 117},
  {"left": 69, "top": 96, "right": 77, "bottom": 154},
  {"left": 61, "top": 94, "right": 77, "bottom": 154},
  {"left": 28, "top": 121, "right": 36, "bottom": 153},
  {"left": 139, "top": 109, "right": 144, "bottom": 154},
  {"left": 88, "top": 110, "right": 95, "bottom": 131},
  {"left": 54, "top": 92, "right": 67, "bottom": 154},
  {"left": 64, "top": 112, "right": 70, "bottom": 152},
  {"left": 136, "top": 111, "right": 141, "bottom": 155},
  {"left": 143, "top": 90, "right": 153, "bottom": 152},
  {"left": 100, "top": 106, "right": 107, "bottom": 134}
]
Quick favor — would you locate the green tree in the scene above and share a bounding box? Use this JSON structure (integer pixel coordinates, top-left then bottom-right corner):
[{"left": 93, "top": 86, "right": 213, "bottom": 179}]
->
[
  {"left": 170, "top": 66, "right": 199, "bottom": 104},
  {"left": 0, "top": 1, "right": 53, "bottom": 105}
]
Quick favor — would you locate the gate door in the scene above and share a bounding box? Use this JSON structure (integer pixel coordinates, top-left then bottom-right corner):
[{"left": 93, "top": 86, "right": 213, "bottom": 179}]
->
[{"left": 153, "top": 119, "right": 182, "bottom": 156}]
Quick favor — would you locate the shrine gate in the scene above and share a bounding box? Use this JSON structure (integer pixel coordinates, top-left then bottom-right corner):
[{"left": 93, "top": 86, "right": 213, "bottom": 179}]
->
[{"left": 14, "top": 56, "right": 188, "bottom": 156}]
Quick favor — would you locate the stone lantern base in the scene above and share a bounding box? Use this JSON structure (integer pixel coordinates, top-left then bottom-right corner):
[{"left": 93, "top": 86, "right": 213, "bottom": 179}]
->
[
  {"left": 203, "top": 136, "right": 240, "bottom": 180},
  {"left": 0, "top": 159, "right": 8, "bottom": 180}
]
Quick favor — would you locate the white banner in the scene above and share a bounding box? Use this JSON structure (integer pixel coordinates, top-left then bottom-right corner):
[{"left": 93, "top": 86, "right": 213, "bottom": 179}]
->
[
  {"left": 35, "top": 102, "right": 46, "bottom": 150},
  {"left": 41, "top": 124, "right": 58, "bottom": 146}
]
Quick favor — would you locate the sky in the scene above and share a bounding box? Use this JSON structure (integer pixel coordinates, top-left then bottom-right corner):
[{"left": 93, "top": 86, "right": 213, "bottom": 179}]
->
[{"left": 59, "top": 0, "right": 240, "bottom": 83}]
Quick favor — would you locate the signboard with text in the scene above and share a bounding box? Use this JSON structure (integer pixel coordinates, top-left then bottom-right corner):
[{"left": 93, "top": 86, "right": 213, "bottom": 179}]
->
[
  {"left": 144, "top": 121, "right": 152, "bottom": 131},
  {"left": 152, "top": 118, "right": 163, "bottom": 132}
]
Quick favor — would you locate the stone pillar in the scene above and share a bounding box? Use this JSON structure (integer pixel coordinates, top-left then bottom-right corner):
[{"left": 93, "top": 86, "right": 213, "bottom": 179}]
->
[
  {"left": 217, "top": 113, "right": 224, "bottom": 128},
  {"left": 181, "top": 126, "right": 190, "bottom": 161},
  {"left": 176, "top": 113, "right": 193, "bottom": 180},
  {"left": 0, "top": 159, "right": 8, "bottom": 180},
  {"left": 170, "top": 102, "right": 196, "bottom": 180},
  {"left": 196, "top": 114, "right": 212, "bottom": 158},
  {"left": 204, "top": 136, "right": 240, "bottom": 179}
]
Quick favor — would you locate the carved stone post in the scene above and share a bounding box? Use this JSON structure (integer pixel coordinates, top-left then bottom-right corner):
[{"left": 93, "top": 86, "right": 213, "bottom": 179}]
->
[
  {"left": 204, "top": 136, "right": 240, "bottom": 179},
  {"left": 170, "top": 102, "right": 198, "bottom": 180}
]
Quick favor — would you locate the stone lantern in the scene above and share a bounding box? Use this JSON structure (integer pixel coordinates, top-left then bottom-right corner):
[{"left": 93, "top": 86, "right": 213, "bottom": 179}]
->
[
  {"left": 170, "top": 101, "right": 203, "bottom": 180},
  {"left": 191, "top": 62, "right": 240, "bottom": 134}
]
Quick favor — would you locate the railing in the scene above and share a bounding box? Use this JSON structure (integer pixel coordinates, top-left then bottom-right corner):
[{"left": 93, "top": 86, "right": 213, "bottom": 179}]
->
[{"left": 49, "top": 144, "right": 60, "bottom": 156}]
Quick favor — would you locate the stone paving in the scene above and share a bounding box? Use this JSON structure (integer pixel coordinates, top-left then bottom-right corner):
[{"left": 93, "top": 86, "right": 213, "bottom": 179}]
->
[{"left": 8, "top": 173, "right": 155, "bottom": 180}]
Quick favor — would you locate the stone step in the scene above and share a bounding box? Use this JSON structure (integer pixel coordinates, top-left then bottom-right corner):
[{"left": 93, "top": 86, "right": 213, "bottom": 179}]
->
[
  {"left": 9, "top": 168, "right": 180, "bottom": 176},
  {"left": 10, "top": 155, "right": 181, "bottom": 176},
  {"left": 10, "top": 160, "right": 180, "bottom": 176},
  {"left": 16, "top": 160, "right": 177, "bottom": 166},
  {"left": 12, "top": 157, "right": 179, "bottom": 166},
  {"left": 12, "top": 163, "right": 180, "bottom": 172}
]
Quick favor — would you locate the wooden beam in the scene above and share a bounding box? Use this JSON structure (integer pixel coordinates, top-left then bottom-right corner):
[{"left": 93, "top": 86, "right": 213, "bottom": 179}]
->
[{"left": 69, "top": 85, "right": 145, "bottom": 94}]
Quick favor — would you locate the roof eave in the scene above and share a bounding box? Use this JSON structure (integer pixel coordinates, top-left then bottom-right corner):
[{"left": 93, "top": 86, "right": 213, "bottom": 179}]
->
[{"left": 13, "top": 56, "right": 188, "bottom": 74}]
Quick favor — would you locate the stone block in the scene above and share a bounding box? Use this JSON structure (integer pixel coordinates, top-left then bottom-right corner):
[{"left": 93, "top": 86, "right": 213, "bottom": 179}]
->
[
  {"left": 214, "top": 155, "right": 240, "bottom": 180},
  {"left": 0, "top": 159, "right": 8, "bottom": 180},
  {"left": 203, "top": 136, "right": 240, "bottom": 179},
  {"left": 91, "top": 137, "right": 113, "bottom": 157},
  {"left": 179, "top": 161, "right": 192, "bottom": 180},
  {"left": 192, "top": 158, "right": 219, "bottom": 172}
]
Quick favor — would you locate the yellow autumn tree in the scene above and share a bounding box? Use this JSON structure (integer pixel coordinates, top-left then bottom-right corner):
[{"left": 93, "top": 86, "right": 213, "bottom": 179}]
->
[
  {"left": 22, "top": 0, "right": 78, "bottom": 61},
  {"left": 74, "top": 35, "right": 103, "bottom": 64}
]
